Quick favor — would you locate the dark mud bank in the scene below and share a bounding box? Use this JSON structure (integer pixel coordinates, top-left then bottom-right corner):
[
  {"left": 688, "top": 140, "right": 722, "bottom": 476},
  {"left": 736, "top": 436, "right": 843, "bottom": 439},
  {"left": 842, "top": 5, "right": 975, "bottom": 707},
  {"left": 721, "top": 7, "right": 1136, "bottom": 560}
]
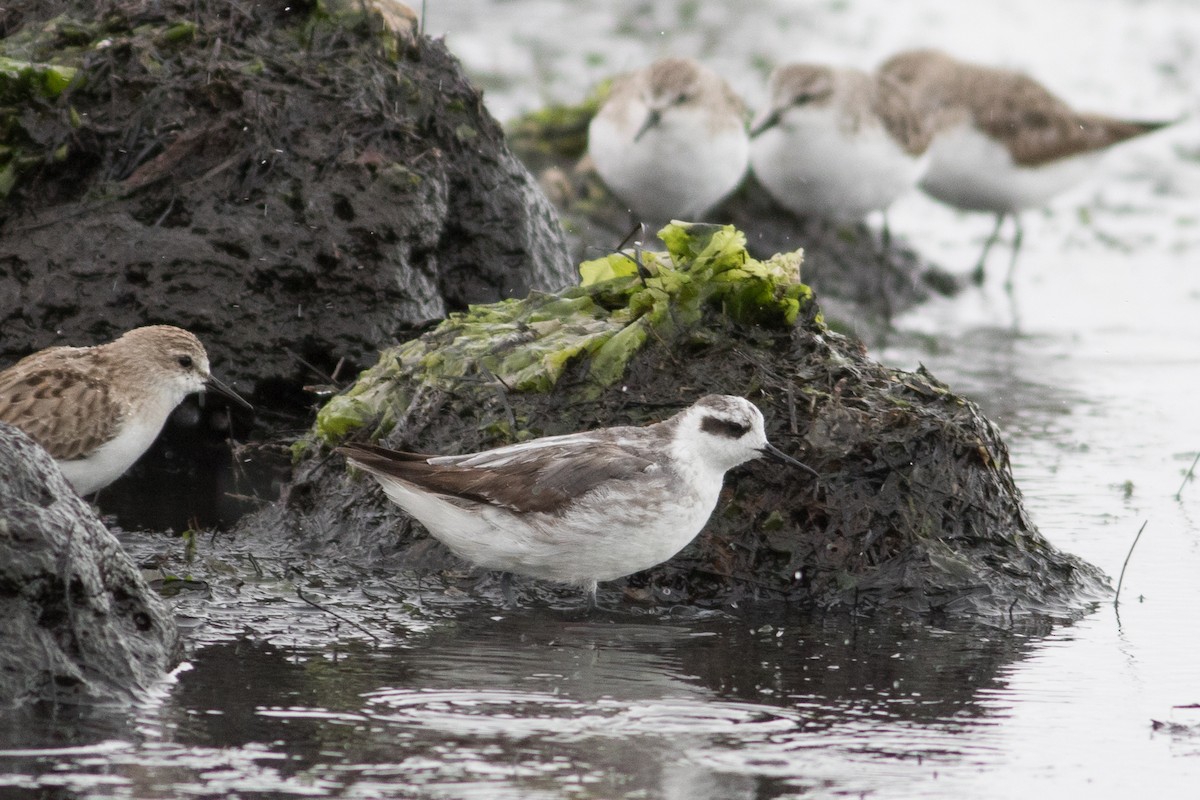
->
[
  {"left": 252, "top": 223, "right": 1108, "bottom": 617},
  {"left": 0, "top": 0, "right": 571, "bottom": 401}
]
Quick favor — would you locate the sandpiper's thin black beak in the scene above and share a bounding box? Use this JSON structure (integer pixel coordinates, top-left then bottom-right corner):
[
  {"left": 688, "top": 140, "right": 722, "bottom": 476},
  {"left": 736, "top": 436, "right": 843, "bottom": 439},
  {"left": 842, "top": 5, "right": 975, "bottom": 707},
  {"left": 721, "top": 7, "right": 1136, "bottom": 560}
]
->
[
  {"left": 634, "top": 108, "right": 662, "bottom": 142},
  {"left": 205, "top": 375, "right": 254, "bottom": 411},
  {"left": 749, "top": 108, "right": 781, "bottom": 138},
  {"left": 760, "top": 443, "right": 818, "bottom": 478}
]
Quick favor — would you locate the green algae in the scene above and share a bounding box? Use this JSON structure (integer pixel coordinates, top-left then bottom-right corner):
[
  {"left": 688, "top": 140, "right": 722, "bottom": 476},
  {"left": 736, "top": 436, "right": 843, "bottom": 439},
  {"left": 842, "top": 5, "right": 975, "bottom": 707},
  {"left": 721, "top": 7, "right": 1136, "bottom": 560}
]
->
[
  {"left": 313, "top": 221, "right": 815, "bottom": 445},
  {"left": 0, "top": 56, "right": 79, "bottom": 99},
  {"left": 159, "top": 22, "right": 198, "bottom": 45},
  {"left": 0, "top": 18, "right": 125, "bottom": 200},
  {"left": 0, "top": 55, "right": 82, "bottom": 198},
  {"left": 0, "top": 14, "right": 99, "bottom": 65}
]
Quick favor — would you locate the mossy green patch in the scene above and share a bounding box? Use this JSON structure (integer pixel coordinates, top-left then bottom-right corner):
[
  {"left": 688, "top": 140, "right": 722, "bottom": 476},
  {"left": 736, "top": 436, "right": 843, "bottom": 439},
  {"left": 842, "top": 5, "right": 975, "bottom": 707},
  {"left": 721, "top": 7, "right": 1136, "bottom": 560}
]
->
[
  {"left": 0, "top": 15, "right": 100, "bottom": 64},
  {"left": 313, "top": 221, "right": 815, "bottom": 445},
  {"left": 159, "top": 22, "right": 198, "bottom": 46},
  {"left": 581, "top": 222, "right": 812, "bottom": 330},
  {"left": 0, "top": 20, "right": 99, "bottom": 200},
  {"left": 506, "top": 80, "right": 611, "bottom": 165}
]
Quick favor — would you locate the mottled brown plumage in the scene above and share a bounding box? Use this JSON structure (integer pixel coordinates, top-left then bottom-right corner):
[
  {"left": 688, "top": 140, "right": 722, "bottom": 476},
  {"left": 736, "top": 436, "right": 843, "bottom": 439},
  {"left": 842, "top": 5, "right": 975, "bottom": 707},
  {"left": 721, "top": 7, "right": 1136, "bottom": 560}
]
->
[
  {"left": 873, "top": 72, "right": 935, "bottom": 158},
  {"left": 0, "top": 362, "right": 123, "bottom": 460},
  {"left": 877, "top": 48, "right": 1172, "bottom": 284},
  {"left": 754, "top": 64, "right": 932, "bottom": 155},
  {"left": 0, "top": 343, "right": 142, "bottom": 460}
]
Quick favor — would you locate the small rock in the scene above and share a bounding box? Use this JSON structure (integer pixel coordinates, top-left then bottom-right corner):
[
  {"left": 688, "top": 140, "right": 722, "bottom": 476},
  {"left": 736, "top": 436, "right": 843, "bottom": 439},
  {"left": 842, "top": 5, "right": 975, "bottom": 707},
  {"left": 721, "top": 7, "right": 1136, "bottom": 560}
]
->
[{"left": 0, "top": 423, "right": 181, "bottom": 706}]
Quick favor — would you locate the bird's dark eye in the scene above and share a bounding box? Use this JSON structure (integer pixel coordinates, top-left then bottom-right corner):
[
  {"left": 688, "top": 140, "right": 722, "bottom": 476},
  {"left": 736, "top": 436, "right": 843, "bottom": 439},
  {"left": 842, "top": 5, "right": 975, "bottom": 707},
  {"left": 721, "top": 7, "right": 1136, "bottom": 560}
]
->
[
  {"left": 675, "top": 92, "right": 691, "bottom": 105},
  {"left": 177, "top": 355, "right": 194, "bottom": 369}
]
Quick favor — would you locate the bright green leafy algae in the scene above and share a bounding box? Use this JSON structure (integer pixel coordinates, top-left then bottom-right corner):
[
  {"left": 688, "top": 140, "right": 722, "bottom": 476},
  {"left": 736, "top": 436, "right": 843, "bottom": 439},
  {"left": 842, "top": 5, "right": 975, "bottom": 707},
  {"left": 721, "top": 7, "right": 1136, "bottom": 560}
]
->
[{"left": 314, "top": 222, "right": 815, "bottom": 445}]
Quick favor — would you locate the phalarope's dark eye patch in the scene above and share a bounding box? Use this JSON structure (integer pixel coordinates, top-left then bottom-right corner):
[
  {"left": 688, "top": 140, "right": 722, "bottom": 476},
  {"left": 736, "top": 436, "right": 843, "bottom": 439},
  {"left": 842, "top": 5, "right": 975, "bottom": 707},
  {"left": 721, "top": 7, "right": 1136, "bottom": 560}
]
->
[{"left": 700, "top": 415, "right": 751, "bottom": 439}]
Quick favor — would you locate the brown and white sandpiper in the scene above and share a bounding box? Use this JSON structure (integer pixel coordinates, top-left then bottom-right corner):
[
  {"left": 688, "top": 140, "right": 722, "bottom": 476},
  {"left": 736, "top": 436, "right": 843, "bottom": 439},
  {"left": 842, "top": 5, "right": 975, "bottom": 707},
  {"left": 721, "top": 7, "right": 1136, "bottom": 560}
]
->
[
  {"left": 879, "top": 47, "right": 1172, "bottom": 285},
  {"left": 587, "top": 57, "right": 751, "bottom": 225},
  {"left": 750, "top": 63, "right": 932, "bottom": 225},
  {"left": 0, "top": 325, "right": 251, "bottom": 496}
]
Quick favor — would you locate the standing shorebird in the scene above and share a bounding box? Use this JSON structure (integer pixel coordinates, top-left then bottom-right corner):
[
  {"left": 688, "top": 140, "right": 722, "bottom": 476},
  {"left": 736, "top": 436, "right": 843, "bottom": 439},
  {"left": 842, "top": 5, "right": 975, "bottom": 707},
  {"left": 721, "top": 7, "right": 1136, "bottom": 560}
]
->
[
  {"left": 879, "top": 48, "right": 1171, "bottom": 286},
  {"left": 0, "top": 325, "right": 251, "bottom": 496},
  {"left": 587, "top": 57, "right": 750, "bottom": 224},
  {"left": 340, "top": 394, "right": 816, "bottom": 607},
  {"left": 750, "top": 63, "right": 931, "bottom": 228}
]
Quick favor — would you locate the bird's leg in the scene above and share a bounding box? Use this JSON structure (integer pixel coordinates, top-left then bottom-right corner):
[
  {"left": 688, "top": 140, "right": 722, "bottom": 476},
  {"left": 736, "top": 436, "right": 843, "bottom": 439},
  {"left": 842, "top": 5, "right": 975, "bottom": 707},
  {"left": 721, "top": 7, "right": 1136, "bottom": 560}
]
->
[
  {"left": 873, "top": 211, "right": 899, "bottom": 326},
  {"left": 973, "top": 212, "right": 1006, "bottom": 285},
  {"left": 1004, "top": 216, "right": 1025, "bottom": 292},
  {"left": 584, "top": 580, "right": 599, "bottom": 611}
]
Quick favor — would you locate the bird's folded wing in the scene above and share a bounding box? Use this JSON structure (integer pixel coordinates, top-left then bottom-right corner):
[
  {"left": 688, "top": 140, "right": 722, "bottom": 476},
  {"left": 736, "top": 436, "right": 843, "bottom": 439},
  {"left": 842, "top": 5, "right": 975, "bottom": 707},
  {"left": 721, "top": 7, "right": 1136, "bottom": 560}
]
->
[
  {"left": 0, "top": 364, "right": 122, "bottom": 460},
  {"left": 961, "top": 75, "right": 1160, "bottom": 166},
  {"left": 340, "top": 440, "right": 659, "bottom": 514}
]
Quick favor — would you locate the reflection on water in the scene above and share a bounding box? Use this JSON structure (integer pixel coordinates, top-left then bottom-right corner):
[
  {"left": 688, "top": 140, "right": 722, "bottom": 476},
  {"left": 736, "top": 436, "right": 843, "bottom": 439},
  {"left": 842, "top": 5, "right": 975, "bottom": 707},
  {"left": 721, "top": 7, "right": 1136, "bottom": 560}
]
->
[
  {"left": 94, "top": 397, "right": 294, "bottom": 533},
  {"left": 0, "top": 607, "right": 1055, "bottom": 798}
]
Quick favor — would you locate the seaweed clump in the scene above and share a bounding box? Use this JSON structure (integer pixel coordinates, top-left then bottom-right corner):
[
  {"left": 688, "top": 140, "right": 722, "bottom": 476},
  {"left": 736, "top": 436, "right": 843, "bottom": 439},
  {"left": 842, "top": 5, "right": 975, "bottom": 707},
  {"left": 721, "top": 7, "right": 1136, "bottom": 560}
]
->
[
  {"left": 265, "top": 222, "right": 1107, "bottom": 618},
  {"left": 311, "top": 222, "right": 809, "bottom": 445}
]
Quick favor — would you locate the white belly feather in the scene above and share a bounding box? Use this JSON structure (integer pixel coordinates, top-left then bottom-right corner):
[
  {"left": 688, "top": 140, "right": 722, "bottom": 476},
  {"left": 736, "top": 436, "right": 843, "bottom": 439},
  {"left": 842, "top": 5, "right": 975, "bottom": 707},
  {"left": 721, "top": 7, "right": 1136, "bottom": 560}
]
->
[{"left": 919, "top": 122, "right": 1099, "bottom": 213}]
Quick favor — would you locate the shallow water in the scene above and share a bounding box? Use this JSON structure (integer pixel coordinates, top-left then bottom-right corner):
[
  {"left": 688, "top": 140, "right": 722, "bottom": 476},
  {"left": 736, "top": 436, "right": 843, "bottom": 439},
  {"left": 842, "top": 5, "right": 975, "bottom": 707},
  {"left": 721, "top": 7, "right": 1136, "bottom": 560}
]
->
[
  {"left": 5, "top": 0, "right": 1200, "bottom": 797},
  {"left": 0, "top": 602, "right": 1073, "bottom": 799}
]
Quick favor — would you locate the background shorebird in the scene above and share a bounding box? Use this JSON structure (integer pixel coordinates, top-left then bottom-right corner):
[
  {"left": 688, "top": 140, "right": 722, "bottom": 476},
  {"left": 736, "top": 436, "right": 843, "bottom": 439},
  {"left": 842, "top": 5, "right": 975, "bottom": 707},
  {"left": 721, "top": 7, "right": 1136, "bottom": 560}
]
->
[
  {"left": 750, "top": 62, "right": 932, "bottom": 238},
  {"left": 588, "top": 57, "right": 750, "bottom": 225},
  {"left": 879, "top": 47, "right": 1172, "bottom": 286}
]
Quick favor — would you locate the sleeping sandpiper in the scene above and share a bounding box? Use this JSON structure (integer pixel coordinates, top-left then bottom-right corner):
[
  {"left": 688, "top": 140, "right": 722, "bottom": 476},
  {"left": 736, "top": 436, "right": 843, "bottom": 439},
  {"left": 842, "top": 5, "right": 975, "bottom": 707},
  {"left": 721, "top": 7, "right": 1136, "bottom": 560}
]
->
[
  {"left": 587, "top": 57, "right": 750, "bottom": 224},
  {"left": 0, "top": 325, "right": 251, "bottom": 496},
  {"left": 879, "top": 48, "right": 1172, "bottom": 285},
  {"left": 340, "top": 394, "right": 816, "bottom": 607},
  {"left": 750, "top": 63, "right": 931, "bottom": 225}
]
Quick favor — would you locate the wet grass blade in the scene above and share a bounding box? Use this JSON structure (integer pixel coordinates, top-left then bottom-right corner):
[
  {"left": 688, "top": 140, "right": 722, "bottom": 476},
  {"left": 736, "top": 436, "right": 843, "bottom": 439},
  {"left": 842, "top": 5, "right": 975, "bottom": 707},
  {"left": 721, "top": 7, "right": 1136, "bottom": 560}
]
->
[{"left": 1114, "top": 520, "right": 1148, "bottom": 607}]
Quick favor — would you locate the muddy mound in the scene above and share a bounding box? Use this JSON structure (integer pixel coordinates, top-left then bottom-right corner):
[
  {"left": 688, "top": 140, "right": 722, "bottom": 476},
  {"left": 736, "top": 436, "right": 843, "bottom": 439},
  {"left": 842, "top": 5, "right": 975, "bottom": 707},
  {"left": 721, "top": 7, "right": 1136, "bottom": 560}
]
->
[
  {"left": 255, "top": 223, "right": 1107, "bottom": 616},
  {"left": 0, "top": 0, "right": 570, "bottom": 399}
]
